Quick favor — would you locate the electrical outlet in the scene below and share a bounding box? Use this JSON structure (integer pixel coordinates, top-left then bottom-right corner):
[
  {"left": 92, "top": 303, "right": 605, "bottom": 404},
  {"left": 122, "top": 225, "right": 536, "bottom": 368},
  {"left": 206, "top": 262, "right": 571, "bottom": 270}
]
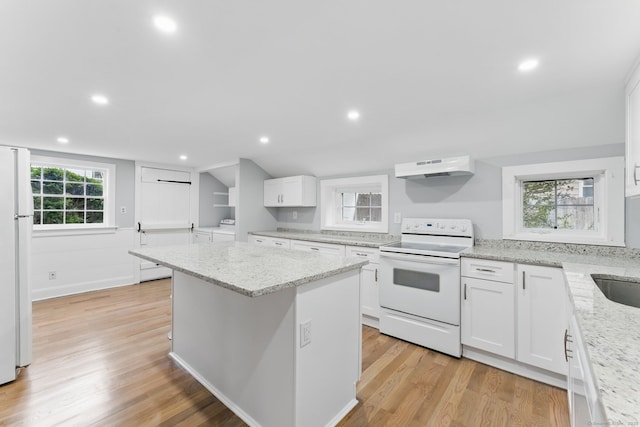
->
[
  {"left": 292, "top": 211, "right": 298, "bottom": 220},
  {"left": 48, "top": 271, "right": 57, "bottom": 280},
  {"left": 394, "top": 212, "right": 402, "bottom": 224},
  {"left": 300, "top": 320, "right": 311, "bottom": 347},
  {"left": 120, "top": 206, "right": 127, "bottom": 214}
]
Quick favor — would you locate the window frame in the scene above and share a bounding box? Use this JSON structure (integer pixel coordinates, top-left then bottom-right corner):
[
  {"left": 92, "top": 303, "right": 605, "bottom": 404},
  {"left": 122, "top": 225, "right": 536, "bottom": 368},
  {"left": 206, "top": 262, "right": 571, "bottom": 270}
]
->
[
  {"left": 502, "top": 157, "right": 625, "bottom": 246},
  {"left": 31, "top": 155, "right": 116, "bottom": 231},
  {"left": 321, "top": 175, "right": 389, "bottom": 233}
]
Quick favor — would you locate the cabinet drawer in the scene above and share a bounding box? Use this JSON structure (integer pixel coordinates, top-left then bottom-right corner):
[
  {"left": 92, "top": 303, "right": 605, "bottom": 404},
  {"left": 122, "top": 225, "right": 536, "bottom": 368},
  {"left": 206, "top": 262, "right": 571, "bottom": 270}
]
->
[
  {"left": 248, "top": 235, "right": 291, "bottom": 249},
  {"left": 345, "top": 246, "right": 380, "bottom": 263},
  {"left": 461, "top": 258, "right": 514, "bottom": 283},
  {"left": 290, "top": 239, "right": 345, "bottom": 257}
]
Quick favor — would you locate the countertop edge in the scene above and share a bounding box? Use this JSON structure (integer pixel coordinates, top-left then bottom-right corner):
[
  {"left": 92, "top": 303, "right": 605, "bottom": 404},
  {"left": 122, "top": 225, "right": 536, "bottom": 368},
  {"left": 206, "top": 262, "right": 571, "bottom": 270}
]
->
[
  {"left": 248, "top": 230, "right": 396, "bottom": 248},
  {"left": 460, "top": 250, "right": 562, "bottom": 267}
]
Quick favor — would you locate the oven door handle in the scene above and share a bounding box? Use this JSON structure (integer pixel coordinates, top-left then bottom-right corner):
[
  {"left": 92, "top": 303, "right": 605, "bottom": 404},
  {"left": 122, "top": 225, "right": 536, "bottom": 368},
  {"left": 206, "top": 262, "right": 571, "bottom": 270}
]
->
[{"left": 379, "top": 251, "right": 460, "bottom": 265}]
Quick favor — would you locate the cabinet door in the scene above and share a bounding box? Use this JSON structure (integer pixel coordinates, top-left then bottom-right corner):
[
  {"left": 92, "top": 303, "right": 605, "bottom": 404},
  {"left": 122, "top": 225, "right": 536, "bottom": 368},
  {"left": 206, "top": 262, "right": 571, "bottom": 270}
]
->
[
  {"left": 281, "top": 176, "right": 302, "bottom": 206},
  {"left": 264, "top": 179, "right": 282, "bottom": 206},
  {"left": 461, "top": 277, "right": 515, "bottom": 358},
  {"left": 360, "top": 263, "right": 379, "bottom": 321},
  {"left": 516, "top": 264, "right": 567, "bottom": 374},
  {"left": 626, "top": 68, "right": 640, "bottom": 198}
]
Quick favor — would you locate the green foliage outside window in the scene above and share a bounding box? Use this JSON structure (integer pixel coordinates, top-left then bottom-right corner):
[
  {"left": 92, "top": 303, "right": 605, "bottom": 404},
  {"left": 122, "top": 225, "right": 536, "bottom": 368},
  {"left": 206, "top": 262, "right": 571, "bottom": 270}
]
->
[
  {"left": 31, "top": 165, "right": 106, "bottom": 226},
  {"left": 522, "top": 178, "right": 594, "bottom": 230}
]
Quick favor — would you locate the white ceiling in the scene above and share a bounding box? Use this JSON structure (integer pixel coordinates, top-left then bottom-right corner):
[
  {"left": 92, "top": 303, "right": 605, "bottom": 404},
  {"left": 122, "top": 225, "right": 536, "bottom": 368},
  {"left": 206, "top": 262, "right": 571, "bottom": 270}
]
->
[{"left": 1, "top": 1, "right": 640, "bottom": 178}]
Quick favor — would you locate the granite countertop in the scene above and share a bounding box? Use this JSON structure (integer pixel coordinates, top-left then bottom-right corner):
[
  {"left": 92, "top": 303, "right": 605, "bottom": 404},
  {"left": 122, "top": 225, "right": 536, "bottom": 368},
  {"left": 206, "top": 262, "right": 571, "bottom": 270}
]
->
[
  {"left": 249, "top": 229, "right": 400, "bottom": 248},
  {"left": 129, "top": 241, "right": 367, "bottom": 297},
  {"left": 462, "top": 242, "right": 640, "bottom": 424}
]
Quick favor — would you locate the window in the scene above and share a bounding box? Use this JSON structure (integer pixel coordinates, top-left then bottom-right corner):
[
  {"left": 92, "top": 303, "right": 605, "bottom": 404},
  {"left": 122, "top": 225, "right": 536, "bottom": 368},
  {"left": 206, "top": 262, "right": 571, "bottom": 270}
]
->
[
  {"left": 338, "top": 191, "right": 382, "bottom": 224},
  {"left": 522, "top": 178, "right": 594, "bottom": 230},
  {"left": 321, "top": 175, "right": 388, "bottom": 233},
  {"left": 502, "top": 157, "right": 624, "bottom": 246},
  {"left": 31, "top": 156, "right": 116, "bottom": 229}
]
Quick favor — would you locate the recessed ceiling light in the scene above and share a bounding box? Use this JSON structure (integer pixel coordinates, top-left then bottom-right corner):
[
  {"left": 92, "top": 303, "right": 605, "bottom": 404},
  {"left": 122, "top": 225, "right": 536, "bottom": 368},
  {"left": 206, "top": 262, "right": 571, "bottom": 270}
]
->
[
  {"left": 518, "top": 59, "right": 539, "bottom": 72},
  {"left": 91, "top": 94, "right": 109, "bottom": 105},
  {"left": 347, "top": 110, "right": 360, "bottom": 121},
  {"left": 259, "top": 136, "right": 269, "bottom": 144},
  {"left": 179, "top": 155, "right": 187, "bottom": 160},
  {"left": 56, "top": 137, "right": 69, "bottom": 144},
  {"left": 153, "top": 15, "right": 178, "bottom": 34}
]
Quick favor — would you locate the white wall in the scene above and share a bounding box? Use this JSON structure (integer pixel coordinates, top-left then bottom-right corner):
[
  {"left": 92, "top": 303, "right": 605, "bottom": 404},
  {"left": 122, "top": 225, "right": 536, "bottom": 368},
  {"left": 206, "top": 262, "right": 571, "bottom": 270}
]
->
[
  {"left": 29, "top": 150, "right": 138, "bottom": 300},
  {"left": 32, "top": 229, "right": 137, "bottom": 300},
  {"left": 235, "top": 158, "right": 278, "bottom": 241},
  {"left": 276, "top": 143, "right": 640, "bottom": 248},
  {"left": 199, "top": 172, "right": 232, "bottom": 227}
]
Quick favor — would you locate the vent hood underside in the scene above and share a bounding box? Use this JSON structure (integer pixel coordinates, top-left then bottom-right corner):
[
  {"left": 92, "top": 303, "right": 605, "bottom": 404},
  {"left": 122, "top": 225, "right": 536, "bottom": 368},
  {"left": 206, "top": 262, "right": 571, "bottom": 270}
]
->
[{"left": 395, "top": 155, "right": 474, "bottom": 179}]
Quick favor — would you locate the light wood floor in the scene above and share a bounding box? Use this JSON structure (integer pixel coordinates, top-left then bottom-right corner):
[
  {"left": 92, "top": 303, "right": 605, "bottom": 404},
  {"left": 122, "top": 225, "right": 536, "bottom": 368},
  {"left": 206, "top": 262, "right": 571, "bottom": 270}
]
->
[{"left": 0, "top": 279, "right": 569, "bottom": 427}]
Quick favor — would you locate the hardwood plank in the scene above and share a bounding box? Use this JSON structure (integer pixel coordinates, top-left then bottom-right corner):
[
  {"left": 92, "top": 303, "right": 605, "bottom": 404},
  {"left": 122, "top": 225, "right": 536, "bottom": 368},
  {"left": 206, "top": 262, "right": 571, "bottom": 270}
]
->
[{"left": 0, "top": 281, "right": 570, "bottom": 426}]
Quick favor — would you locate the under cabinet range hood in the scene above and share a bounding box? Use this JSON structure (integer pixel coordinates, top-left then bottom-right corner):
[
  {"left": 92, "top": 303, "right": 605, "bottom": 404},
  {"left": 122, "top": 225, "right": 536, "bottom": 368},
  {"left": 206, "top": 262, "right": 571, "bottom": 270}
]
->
[{"left": 395, "top": 155, "right": 474, "bottom": 178}]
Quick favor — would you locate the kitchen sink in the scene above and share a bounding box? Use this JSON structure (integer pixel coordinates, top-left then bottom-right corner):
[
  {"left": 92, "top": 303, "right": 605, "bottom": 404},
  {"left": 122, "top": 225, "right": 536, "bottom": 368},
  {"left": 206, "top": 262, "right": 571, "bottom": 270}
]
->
[{"left": 591, "top": 275, "right": 640, "bottom": 309}]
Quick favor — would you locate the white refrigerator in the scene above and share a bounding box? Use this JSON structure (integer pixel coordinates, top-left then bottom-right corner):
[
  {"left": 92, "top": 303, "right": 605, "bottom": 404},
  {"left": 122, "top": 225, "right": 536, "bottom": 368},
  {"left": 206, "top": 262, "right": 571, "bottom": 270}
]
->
[{"left": 0, "top": 146, "right": 33, "bottom": 385}]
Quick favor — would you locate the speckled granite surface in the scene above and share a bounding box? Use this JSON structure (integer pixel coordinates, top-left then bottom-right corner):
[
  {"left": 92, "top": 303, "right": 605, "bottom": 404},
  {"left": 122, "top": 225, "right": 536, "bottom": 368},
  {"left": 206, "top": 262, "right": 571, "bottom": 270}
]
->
[
  {"left": 563, "top": 262, "right": 640, "bottom": 425},
  {"left": 129, "top": 242, "right": 367, "bottom": 297},
  {"left": 249, "top": 228, "right": 400, "bottom": 248},
  {"left": 462, "top": 240, "right": 640, "bottom": 424}
]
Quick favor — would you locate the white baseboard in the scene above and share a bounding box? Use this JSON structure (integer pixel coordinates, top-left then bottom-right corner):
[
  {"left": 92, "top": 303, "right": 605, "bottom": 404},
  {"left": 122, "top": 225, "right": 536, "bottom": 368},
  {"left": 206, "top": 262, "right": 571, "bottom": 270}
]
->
[
  {"left": 32, "top": 275, "right": 137, "bottom": 301},
  {"left": 326, "top": 398, "right": 359, "bottom": 427},
  {"left": 362, "top": 314, "right": 379, "bottom": 329},
  {"left": 462, "top": 345, "right": 567, "bottom": 389},
  {"left": 169, "top": 352, "right": 261, "bottom": 427}
]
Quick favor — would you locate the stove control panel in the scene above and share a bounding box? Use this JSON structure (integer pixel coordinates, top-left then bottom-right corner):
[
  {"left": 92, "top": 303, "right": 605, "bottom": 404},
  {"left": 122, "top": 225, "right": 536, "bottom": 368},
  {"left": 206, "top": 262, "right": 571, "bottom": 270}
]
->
[{"left": 401, "top": 218, "right": 473, "bottom": 237}]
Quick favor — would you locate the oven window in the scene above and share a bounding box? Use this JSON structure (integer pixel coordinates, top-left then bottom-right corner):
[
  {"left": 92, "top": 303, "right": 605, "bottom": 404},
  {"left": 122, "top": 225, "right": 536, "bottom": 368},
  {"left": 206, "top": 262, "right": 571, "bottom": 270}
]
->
[{"left": 393, "top": 269, "right": 440, "bottom": 292}]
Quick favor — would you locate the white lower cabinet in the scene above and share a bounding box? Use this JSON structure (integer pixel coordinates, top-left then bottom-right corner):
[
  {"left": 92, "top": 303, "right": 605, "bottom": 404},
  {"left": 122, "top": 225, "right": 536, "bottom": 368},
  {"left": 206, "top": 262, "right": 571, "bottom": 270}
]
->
[
  {"left": 289, "top": 239, "right": 346, "bottom": 257},
  {"left": 461, "top": 257, "right": 568, "bottom": 385},
  {"left": 567, "top": 313, "right": 605, "bottom": 426},
  {"left": 461, "top": 276, "right": 515, "bottom": 358},
  {"left": 346, "top": 246, "right": 380, "bottom": 328},
  {"left": 248, "top": 234, "right": 291, "bottom": 249},
  {"left": 249, "top": 235, "right": 381, "bottom": 327},
  {"left": 517, "top": 264, "right": 568, "bottom": 375},
  {"left": 192, "top": 231, "right": 211, "bottom": 244}
]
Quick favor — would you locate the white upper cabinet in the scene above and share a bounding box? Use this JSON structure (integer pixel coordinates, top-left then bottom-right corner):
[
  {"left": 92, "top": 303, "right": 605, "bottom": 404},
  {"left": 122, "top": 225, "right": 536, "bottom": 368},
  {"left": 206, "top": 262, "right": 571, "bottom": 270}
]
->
[
  {"left": 626, "top": 60, "right": 640, "bottom": 198},
  {"left": 264, "top": 175, "right": 317, "bottom": 207}
]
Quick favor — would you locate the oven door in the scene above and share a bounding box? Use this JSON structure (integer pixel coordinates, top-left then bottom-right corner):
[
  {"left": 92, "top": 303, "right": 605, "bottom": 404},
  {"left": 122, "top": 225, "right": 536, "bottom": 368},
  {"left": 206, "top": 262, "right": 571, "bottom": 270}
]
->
[{"left": 379, "top": 251, "right": 460, "bottom": 325}]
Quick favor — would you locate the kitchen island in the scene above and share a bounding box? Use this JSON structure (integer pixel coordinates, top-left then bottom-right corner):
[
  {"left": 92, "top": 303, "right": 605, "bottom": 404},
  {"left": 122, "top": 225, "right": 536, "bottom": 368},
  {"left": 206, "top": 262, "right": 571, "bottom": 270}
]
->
[{"left": 129, "top": 242, "right": 367, "bottom": 427}]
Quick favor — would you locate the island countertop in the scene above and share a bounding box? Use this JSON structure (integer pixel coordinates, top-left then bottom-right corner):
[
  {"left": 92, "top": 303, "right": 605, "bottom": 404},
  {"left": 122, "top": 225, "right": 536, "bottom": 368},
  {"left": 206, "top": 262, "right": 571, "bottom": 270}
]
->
[{"left": 129, "top": 241, "right": 368, "bottom": 297}]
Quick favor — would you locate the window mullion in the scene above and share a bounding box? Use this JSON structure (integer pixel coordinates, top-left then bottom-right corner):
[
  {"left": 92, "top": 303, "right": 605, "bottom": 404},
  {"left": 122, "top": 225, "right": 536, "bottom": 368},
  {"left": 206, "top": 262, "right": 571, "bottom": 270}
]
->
[{"left": 553, "top": 180, "right": 558, "bottom": 229}]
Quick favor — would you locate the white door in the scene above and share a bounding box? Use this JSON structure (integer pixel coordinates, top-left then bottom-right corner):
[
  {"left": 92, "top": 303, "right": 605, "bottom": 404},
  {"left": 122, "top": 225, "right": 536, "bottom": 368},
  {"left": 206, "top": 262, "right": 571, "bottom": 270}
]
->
[
  {"left": 136, "top": 165, "right": 196, "bottom": 281},
  {"left": 461, "top": 277, "right": 515, "bottom": 358},
  {"left": 516, "top": 264, "right": 567, "bottom": 374}
]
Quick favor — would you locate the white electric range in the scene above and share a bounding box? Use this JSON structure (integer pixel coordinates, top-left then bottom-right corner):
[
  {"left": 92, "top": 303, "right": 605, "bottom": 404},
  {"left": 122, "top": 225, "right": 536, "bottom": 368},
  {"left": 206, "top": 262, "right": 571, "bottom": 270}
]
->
[{"left": 379, "top": 218, "right": 474, "bottom": 357}]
